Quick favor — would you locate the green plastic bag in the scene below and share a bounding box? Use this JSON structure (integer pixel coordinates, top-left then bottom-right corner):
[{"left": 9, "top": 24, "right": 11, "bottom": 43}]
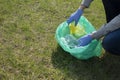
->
[{"left": 55, "top": 16, "right": 102, "bottom": 60}]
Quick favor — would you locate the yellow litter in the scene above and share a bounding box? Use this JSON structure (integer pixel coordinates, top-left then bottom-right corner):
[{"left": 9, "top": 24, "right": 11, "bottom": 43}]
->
[{"left": 69, "top": 23, "right": 86, "bottom": 38}]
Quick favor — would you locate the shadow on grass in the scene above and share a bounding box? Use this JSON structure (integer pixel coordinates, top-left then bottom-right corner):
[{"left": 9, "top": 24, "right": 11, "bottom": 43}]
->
[{"left": 51, "top": 45, "right": 120, "bottom": 80}]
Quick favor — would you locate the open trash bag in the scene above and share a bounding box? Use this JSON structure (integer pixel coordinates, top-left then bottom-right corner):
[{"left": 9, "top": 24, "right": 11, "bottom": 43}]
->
[{"left": 55, "top": 16, "right": 102, "bottom": 60}]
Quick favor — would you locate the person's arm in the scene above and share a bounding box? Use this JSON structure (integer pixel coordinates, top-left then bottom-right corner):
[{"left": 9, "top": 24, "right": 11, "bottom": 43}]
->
[
  {"left": 81, "top": 0, "right": 93, "bottom": 8},
  {"left": 92, "top": 14, "right": 120, "bottom": 39},
  {"left": 79, "top": 0, "right": 93, "bottom": 10}
]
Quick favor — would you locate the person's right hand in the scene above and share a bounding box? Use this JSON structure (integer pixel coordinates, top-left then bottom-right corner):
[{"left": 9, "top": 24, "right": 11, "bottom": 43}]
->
[
  {"left": 67, "top": 9, "right": 83, "bottom": 26},
  {"left": 77, "top": 34, "right": 93, "bottom": 47}
]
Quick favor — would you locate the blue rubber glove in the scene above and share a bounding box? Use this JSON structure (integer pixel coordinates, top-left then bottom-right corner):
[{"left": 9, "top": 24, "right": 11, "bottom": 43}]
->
[
  {"left": 77, "top": 34, "right": 93, "bottom": 46},
  {"left": 67, "top": 9, "right": 83, "bottom": 26}
]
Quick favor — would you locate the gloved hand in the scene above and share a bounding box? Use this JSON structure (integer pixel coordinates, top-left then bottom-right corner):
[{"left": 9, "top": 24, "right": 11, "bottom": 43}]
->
[
  {"left": 77, "top": 34, "right": 93, "bottom": 46},
  {"left": 67, "top": 9, "right": 83, "bottom": 26}
]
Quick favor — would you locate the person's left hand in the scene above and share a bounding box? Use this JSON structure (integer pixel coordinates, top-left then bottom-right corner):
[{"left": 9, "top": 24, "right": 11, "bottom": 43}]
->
[
  {"left": 77, "top": 34, "right": 93, "bottom": 46},
  {"left": 67, "top": 9, "right": 83, "bottom": 26}
]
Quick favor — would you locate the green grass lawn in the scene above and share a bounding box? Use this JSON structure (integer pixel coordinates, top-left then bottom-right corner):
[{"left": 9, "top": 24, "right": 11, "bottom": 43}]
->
[{"left": 0, "top": 0, "right": 120, "bottom": 80}]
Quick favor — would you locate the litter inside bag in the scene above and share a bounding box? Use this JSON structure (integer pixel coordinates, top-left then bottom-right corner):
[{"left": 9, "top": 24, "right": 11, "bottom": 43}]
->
[
  {"left": 61, "top": 34, "right": 78, "bottom": 49},
  {"left": 55, "top": 16, "right": 102, "bottom": 60},
  {"left": 69, "top": 23, "right": 86, "bottom": 38}
]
